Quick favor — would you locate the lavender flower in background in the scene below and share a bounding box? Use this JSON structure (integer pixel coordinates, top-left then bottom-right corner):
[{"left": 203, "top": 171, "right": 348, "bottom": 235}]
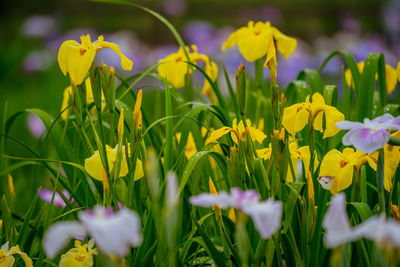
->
[
  {"left": 323, "top": 193, "right": 400, "bottom": 248},
  {"left": 336, "top": 113, "right": 400, "bottom": 153},
  {"left": 21, "top": 15, "right": 56, "bottom": 38},
  {"left": 163, "top": 0, "right": 186, "bottom": 16},
  {"left": 23, "top": 50, "right": 55, "bottom": 73},
  {"left": 26, "top": 113, "right": 46, "bottom": 138},
  {"left": 39, "top": 189, "right": 73, "bottom": 208},
  {"left": 190, "top": 187, "right": 282, "bottom": 239},
  {"left": 43, "top": 205, "right": 142, "bottom": 259},
  {"left": 183, "top": 21, "right": 217, "bottom": 54}
]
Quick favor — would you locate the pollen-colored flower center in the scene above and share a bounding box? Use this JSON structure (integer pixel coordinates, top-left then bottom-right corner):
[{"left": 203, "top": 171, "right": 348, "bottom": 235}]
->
[
  {"left": 175, "top": 56, "right": 182, "bottom": 62},
  {"left": 254, "top": 30, "right": 260, "bottom": 36},
  {"left": 80, "top": 48, "right": 87, "bottom": 55},
  {"left": 340, "top": 160, "right": 348, "bottom": 168},
  {"left": 75, "top": 254, "right": 86, "bottom": 262},
  {"left": 297, "top": 105, "right": 303, "bottom": 112},
  {"left": 0, "top": 252, "right": 6, "bottom": 263}
]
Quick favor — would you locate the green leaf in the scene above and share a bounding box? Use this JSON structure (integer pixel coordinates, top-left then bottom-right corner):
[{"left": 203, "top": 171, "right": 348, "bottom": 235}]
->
[
  {"left": 348, "top": 202, "right": 372, "bottom": 221},
  {"left": 285, "top": 81, "right": 311, "bottom": 105},
  {"left": 296, "top": 69, "right": 323, "bottom": 93},
  {"left": 192, "top": 214, "right": 227, "bottom": 266}
]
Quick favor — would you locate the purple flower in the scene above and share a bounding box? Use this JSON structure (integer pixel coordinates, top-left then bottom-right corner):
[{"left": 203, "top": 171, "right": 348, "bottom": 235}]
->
[
  {"left": 323, "top": 193, "right": 400, "bottom": 248},
  {"left": 43, "top": 205, "right": 142, "bottom": 258},
  {"left": 39, "top": 189, "right": 72, "bottom": 207},
  {"left": 190, "top": 187, "right": 282, "bottom": 239},
  {"left": 27, "top": 113, "right": 46, "bottom": 138},
  {"left": 336, "top": 113, "right": 400, "bottom": 153},
  {"left": 21, "top": 15, "right": 56, "bottom": 38}
]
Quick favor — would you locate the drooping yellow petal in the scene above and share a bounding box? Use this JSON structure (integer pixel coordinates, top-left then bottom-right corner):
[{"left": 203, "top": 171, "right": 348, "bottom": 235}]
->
[
  {"left": 95, "top": 36, "right": 133, "bottom": 71},
  {"left": 184, "top": 132, "right": 198, "bottom": 160},
  {"left": 221, "top": 30, "right": 239, "bottom": 51},
  {"left": 84, "top": 145, "right": 114, "bottom": 181},
  {"left": 209, "top": 177, "right": 218, "bottom": 195},
  {"left": 264, "top": 36, "right": 277, "bottom": 83},
  {"left": 228, "top": 207, "right": 237, "bottom": 223},
  {"left": 248, "top": 126, "right": 267, "bottom": 144},
  {"left": 205, "top": 126, "right": 232, "bottom": 145},
  {"left": 282, "top": 103, "right": 309, "bottom": 136},
  {"left": 321, "top": 106, "right": 345, "bottom": 138},
  {"left": 9, "top": 245, "right": 33, "bottom": 267},
  {"left": 271, "top": 26, "right": 297, "bottom": 59}
]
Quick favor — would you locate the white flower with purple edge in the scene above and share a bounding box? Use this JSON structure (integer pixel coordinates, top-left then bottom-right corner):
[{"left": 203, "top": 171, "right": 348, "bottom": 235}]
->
[
  {"left": 323, "top": 193, "right": 400, "bottom": 248},
  {"left": 43, "top": 205, "right": 142, "bottom": 259},
  {"left": 336, "top": 113, "right": 400, "bottom": 153},
  {"left": 39, "top": 189, "right": 73, "bottom": 208},
  {"left": 189, "top": 187, "right": 282, "bottom": 239}
]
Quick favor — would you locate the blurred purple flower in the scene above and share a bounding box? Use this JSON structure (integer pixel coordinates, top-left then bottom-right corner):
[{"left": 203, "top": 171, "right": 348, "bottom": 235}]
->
[
  {"left": 324, "top": 193, "right": 400, "bottom": 248},
  {"left": 43, "top": 205, "right": 142, "bottom": 259},
  {"left": 337, "top": 113, "right": 400, "bottom": 153},
  {"left": 39, "top": 189, "right": 72, "bottom": 208},
  {"left": 163, "top": 0, "right": 186, "bottom": 16},
  {"left": 190, "top": 187, "right": 282, "bottom": 239},
  {"left": 27, "top": 113, "right": 46, "bottom": 138},
  {"left": 23, "top": 50, "right": 54, "bottom": 73},
  {"left": 183, "top": 21, "right": 217, "bottom": 54},
  {"left": 235, "top": 6, "right": 282, "bottom": 24},
  {"left": 21, "top": 15, "right": 56, "bottom": 38}
]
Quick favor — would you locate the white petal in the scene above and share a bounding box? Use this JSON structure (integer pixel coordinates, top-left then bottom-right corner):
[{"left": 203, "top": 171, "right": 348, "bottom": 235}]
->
[
  {"left": 323, "top": 193, "right": 356, "bottom": 248},
  {"left": 189, "top": 191, "right": 233, "bottom": 209},
  {"left": 1, "top": 242, "right": 9, "bottom": 251},
  {"left": 80, "top": 207, "right": 142, "bottom": 257},
  {"left": 43, "top": 221, "right": 87, "bottom": 259},
  {"left": 244, "top": 199, "right": 282, "bottom": 239},
  {"left": 336, "top": 120, "right": 364, "bottom": 130}
]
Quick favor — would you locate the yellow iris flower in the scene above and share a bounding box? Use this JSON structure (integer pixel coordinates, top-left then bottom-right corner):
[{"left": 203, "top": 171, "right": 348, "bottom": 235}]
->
[
  {"left": 282, "top": 93, "right": 344, "bottom": 138},
  {"left": 222, "top": 21, "right": 297, "bottom": 62},
  {"left": 60, "top": 77, "right": 105, "bottom": 120},
  {"left": 345, "top": 61, "right": 398, "bottom": 94},
  {"left": 157, "top": 45, "right": 218, "bottom": 101},
  {"left": 205, "top": 119, "right": 266, "bottom": 145},
  {"left": 367, "top": 131, "right": 400, "bottom": 191},
  {"left": 0, "top": 242, "right": 32, "bottom": 267},
  {"left": 59, "top": 240, "right": 97, "bottom": 267},
  {"left": 58, "top": 34, "right": 133, "bottom": 85},
  {"left": 84, "top": 144, "right": 144, "bottom": 181},
  {"left": 176, "top": 132, "right": 197, "bottom": 160},
  {"left": 318, "top": 148, "right": 373, "bottom": 195}
]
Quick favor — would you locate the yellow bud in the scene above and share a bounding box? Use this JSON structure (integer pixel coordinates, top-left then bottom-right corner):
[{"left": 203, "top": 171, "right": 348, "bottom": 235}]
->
[
  {"left": 0, "top": 220, "right": 2, "bottom": 228},
  {"left": 209, "top": 177, "right": 217, "bottom": 195},
  {"left": 102, "top": 167, "right": 109, "bottom": 193},
  {"left": 109, "top": 66, "right": 115, "bottom": 75},
  {"left": 228, "top": 207, "right": 237, "bottom": 223},
  {"left": 307, "top": 171, "right": 314, "bottom": 202},
  {"left": 138, "top": 111, "right": 142, "bottom": 130},
  {"left": 134, "top": 90, "right": 142, "bottom": 115},
  {"left": 118, "top": 108, "right": 124, "bottom": 138},
  {"left": 8, "top": 173, "right": 14, "bottom": 197}
]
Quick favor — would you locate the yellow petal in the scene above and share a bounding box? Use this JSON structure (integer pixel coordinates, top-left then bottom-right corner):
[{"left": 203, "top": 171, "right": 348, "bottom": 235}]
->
[
  {"left": 221, "top": 30, "right": 239, "bottom": 51},
  {"left": 257, "top": 144, "right": 272, "bottom": 160},
  {"left": 10, "top": 245, "right": 33, "bottom": 267},
  {"left": 236, "top": 24, "right": 271, "bottom": 62},
  {"left": 321, "top": 106, "right": 345, "bottom": 138},
  {"left": 264, "top": 36, "right": 277, "bottom": 82},
  {"left": 385, "top": 64, "right": 398, "bottom": 94},
  {"left": 84, "top": 145, "right": 114, "bottom": 181},
  {"left": 57, "top": 36, "right": 96, "bottom": 85},
  {"left": 95, "top": 36, "right": 133, "bottom": 71},
  {"left": 248, "top": 126, "right": 267, "bottom": 144},
  {"left": 134, "top": 89, "right": 143, "bottom": 115},
  {"left": 157, "top": 49, "right": 189, "bottom": 88},
  {"left": 205, "top": 126, "right": 232, "bottom": 145},
  {"left": 134, "top": 159, "right": 144, "bottom": 181},
  {"left": 319, "top": 149, "right": 354, "bottom": 195},
  {"left": 185, "top": 132, "right": 198, "bottom": 160},
  {"left": 282, "top": 103, "right": 309, "bottom": 136},
  {"left": 61, "top": 86, "right": 72, "bottom": 121},
  {"left": 271, "top": 26, "right": 297, "bottom": 59},
  {"left": 228, "top": 207, "right": 237, "bottom": 223}
]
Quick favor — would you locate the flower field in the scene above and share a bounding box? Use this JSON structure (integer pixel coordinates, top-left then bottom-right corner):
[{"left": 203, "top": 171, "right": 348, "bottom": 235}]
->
[{"left": 2, "top": 0, "right": 400, "bottom": 266}]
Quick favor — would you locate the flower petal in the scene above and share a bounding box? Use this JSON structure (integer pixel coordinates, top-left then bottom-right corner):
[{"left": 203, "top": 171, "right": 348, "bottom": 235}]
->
[
  {"left": 189, "top": 191, "right": 233, "bottom": 209},
  {"left": 244, "top": 199, "right": 282, "bottom": 239},
  {"left": 43, "top": 221, "right": 87, "bottom": 259},
  {"left": 348, "top": 128, "right": 391, "bottom": 153}
]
